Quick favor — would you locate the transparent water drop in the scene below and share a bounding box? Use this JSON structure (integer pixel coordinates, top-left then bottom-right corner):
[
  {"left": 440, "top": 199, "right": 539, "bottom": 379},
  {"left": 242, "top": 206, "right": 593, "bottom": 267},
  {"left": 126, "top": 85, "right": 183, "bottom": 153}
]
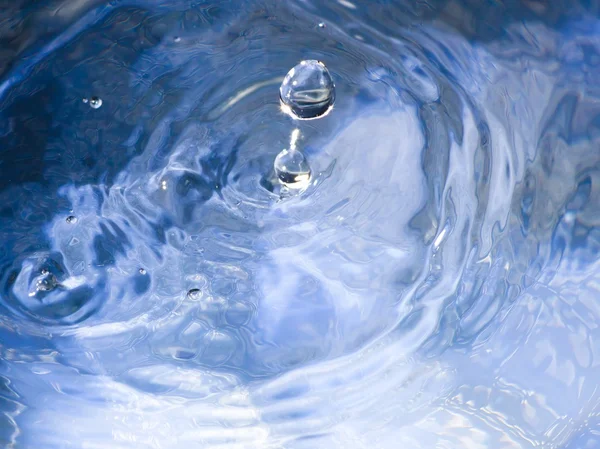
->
[
  {"left": 66, "top": 215, "right": 78, "bottom": 224},
  {"left": 280, "top": 60, "right": 335, "bottom": 120},
  {"left": 82, "top": 98, "right": 89, "bottom": 104},
  {"left": 139, "top": 268, "right": 147, "bottom": 275},
  {"left": 174, "top": 36, "right": 181, "bottom": 43},
  {"left": 187, "top": 288, "right": 202, "bottom": 301},
  {"left": 274, "top": 149, "right": 311, "bottom": 189},
  {"left": 89, "top": 97, "right": 102, "bottom": 109},
  {"left": 318, "top": 22, "right": 326, "bottom": 28}
]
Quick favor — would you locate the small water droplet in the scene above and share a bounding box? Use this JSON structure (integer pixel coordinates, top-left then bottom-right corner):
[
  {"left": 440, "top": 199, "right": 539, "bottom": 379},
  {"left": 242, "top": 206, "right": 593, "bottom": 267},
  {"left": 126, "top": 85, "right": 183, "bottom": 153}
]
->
[
  {"left": 318, "top": 22, "right": 326, "bottom": 28},
  {"left": 89, "top": 97, "right": 103, "bottom": 109},
  {"left": 139, "top": 268, "right": 147, "bottom": 275},
  {"left": 174, "top": 36, "right": 181, "bottom": 43},
  {"left": 274, "top": 149, "right": 311, "bottom": 189},
  {"left": 66, "top": 215, "right": 78, "bottom": 224},
  {"left": 280, "top": 60, "right": 335, "bottom": 120},
  {"left": 187, "top": 288, "right": 202, "bottom": 301},
  {"left": 82, "top": 98, "right": 89, "bottom": 104}
]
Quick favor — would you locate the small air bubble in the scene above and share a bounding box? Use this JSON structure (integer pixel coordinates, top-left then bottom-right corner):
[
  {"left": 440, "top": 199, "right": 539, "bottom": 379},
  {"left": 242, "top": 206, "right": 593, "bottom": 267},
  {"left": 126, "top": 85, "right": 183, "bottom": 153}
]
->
[
  {"left": 139, "top": 268, "right": 147, "bottom": 275},
  {"left": 174, "top": 36, "right": 181, "bottom": 43},
  {"left": 89, "top": 97, "right": 103, "bottom": 109},
  {"left": 66, "top": 215, "right": 78, "bottom": 224},
  {"left": 187, "top": 288, "right": 202, "bottom": 301},
  {"left": 82, "top": 98, "right": 89, "bottom": 104},
  {"left": 318, "top": 22, "right": 326, "bottom": 28}
]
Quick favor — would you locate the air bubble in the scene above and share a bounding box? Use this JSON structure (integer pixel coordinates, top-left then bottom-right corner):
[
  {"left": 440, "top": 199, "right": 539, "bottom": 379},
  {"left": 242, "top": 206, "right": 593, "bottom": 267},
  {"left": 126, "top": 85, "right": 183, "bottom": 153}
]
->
[
  {"left": 274, "top": 149, "right": 311, "bottom": 189},
  {"left": 139, "top": 268, "right": 147, "bottom": 275},
  {"left": 318, "top": 22, "right": 326, "bottom": 28},
  {"left": 66, "top": 215, "right": 78, "bottom": 224},
  {"left": 187, "top": 288, "right": 202, "bottom": 301},
  {"left": 89, "top": 97, "right": 102, "bottom": 109},
  {"left": 280, "top": 60, "right": 335, "bottom": 120}
]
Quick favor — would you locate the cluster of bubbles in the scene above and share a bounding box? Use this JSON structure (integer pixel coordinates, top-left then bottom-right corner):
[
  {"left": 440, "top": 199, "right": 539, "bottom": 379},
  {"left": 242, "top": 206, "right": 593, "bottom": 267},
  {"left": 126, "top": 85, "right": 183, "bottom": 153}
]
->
[
  {"left": 33, "top": 269, "right": 58, "bottom": 295},
  {"left": 274, "top": 60, "right": 335, "bottom": 191}
]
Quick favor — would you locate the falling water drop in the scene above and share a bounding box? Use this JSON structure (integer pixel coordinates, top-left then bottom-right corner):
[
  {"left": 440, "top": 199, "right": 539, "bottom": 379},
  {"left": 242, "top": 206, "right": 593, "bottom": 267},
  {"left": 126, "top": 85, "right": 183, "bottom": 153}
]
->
[
  {"left": 89, "top": 97, "right": 103, "bottom": 109},
  {"left": 274, "top": 149, "right": 311, "bottom": 189},
  {"left": 279, "top": 60, "right": 335, "bottom": 120}
]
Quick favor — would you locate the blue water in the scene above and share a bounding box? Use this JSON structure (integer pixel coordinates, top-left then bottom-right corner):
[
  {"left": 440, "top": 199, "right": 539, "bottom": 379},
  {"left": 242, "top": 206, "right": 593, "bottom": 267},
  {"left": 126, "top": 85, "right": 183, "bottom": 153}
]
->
[{"left": 1, "top": 0, "right": 600, "bottom": 447}]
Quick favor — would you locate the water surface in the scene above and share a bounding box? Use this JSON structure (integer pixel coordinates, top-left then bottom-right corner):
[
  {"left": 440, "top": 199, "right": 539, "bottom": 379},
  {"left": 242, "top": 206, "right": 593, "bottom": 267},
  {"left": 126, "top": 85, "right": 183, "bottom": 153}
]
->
[{"left": 1, "top": 0, "right": 600, "bottom": 447}]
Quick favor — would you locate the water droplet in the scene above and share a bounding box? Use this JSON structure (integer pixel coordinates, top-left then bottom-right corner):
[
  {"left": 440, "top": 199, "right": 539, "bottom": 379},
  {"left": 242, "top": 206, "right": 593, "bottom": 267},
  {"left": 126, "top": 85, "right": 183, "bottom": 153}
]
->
[
  {"left": 82, "top": 98, "right": 89, "bottom": 104},
  {"left": 280, "top": 60, "right": 335, "bottom": 120},
  {"left": 274, "top": 149, "right": 311, "bottom": 189},
  {"left": 187, "top": 288, "right": 202, "bottom": 301},
  {"left": 139, "top": 268, "right": 147, "bottom": 275},
  {"left": 174, "top": 36, "right": 181, "bottom": 43},
  {"left": 89, "top": 97, "right": 103, "bottom": 109},
  {"left": 318, "top": 22, "right": 326, "bottom": 28},
  {"left": 66, "top": 215, "right": 78, "bottom": 224}
]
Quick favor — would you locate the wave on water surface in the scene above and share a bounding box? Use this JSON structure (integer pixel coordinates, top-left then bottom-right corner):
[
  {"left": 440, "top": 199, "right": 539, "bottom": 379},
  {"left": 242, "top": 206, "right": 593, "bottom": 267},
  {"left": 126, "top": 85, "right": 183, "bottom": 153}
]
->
[{"left": 0, "top": 0, "right": 600, "bottom": 447}]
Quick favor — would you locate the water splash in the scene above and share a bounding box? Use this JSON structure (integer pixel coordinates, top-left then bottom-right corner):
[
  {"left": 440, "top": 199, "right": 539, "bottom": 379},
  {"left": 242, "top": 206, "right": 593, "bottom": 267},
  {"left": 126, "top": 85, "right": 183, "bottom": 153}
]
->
[
  {"left": 273, "top": 129, "right": 311, "bottom": 190},
  {"left": 274, "top": 148, "right": 311, "bottom": 189}
]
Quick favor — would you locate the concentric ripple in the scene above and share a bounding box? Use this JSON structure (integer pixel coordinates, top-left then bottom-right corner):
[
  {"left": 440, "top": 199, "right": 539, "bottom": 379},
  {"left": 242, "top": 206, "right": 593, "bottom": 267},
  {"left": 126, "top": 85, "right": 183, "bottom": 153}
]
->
[{"left": 0, "top": 0, "right": 599, "bottom": 448}]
